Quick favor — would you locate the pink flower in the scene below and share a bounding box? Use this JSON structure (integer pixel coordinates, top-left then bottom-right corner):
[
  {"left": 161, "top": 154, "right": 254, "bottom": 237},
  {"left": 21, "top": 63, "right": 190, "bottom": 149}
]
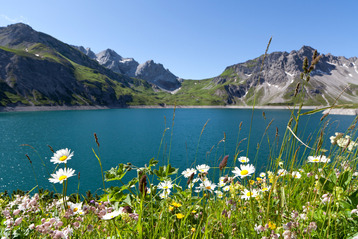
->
[{"left": 14, "top": 217, "right": 23, "bottom": 226}]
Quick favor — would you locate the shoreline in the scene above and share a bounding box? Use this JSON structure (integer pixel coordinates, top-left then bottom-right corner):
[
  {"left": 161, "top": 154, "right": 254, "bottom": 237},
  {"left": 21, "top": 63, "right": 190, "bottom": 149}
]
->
[{"left": 0, "top": 105, "right": 357, "bottom": 115}]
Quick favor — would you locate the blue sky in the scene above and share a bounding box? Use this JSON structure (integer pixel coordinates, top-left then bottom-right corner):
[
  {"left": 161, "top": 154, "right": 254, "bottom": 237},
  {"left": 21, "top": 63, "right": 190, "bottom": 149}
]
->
[{"left": 1, "top": 0, "right": 357, "bottom": 79}]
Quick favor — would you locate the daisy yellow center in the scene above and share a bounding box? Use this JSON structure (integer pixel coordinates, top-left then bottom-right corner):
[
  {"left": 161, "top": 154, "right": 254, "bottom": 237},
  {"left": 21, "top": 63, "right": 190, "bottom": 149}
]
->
[
  {"left": 206, "top": 186, "right": 211, "bottom": 190},
  {"left": 312, "top": 159, "right": 319, "bottom": 162},
  {"left": 246, "top": 192, "right": 253, "bottom": 196},
  {"left": 59, "top": 155, "right": 68, "bottom": 161},
  {"left": 263, "top": 188, "right": 268, "bottom": 191},
  {"left": 74, "top": 208, "right": 78, "bottom": 212},
  {"left": 163, "top": 186, "right": 168, "bottom": 189},
  {"left": 59, "top": 175, "right": 68, "bottom": 181},
  {"left": 241, "top": 170, "right": 249, "bottom": 175}
]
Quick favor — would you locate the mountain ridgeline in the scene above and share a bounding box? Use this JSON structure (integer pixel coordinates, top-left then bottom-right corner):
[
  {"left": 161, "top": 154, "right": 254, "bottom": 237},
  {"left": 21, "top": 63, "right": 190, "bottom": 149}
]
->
[{"left": 0, "top": 23, "right": 357, "bottom": 109}]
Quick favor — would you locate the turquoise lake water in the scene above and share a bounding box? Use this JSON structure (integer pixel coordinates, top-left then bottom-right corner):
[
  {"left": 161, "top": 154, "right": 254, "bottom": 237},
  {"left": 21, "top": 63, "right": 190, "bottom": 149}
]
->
[{"left": 0, "top": 108, "right": 356, "bottom": 195}]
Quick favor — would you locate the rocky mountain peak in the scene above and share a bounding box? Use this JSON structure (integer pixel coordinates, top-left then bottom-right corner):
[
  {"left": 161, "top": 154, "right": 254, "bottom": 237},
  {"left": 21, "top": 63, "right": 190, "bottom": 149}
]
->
[
  {"left": 75, "top": 46, "right": 96, "bottom": 59},
  {"left": 135, "top": 60, "right": 181, "bottom": 91}
]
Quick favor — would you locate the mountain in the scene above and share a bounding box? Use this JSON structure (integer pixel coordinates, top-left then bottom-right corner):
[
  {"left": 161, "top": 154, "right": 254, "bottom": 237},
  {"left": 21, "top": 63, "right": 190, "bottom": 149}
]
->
[
  {"left": 0, "top": 23, "right": 154, "bottom": 108},
  {"left": 0, "top": 23, "right": 357, "bottom": 109},
  {"left": 75, "top": 46, "right": 181, "bottom": 91},
  {"left": 205, "top": 46, "right": 358, "bottom": 106}
]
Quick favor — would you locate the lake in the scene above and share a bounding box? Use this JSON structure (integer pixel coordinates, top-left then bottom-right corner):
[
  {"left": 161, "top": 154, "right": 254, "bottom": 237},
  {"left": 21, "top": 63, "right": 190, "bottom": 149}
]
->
[{"left": 0, "top": 108, "right": 355, "bottom": 195}]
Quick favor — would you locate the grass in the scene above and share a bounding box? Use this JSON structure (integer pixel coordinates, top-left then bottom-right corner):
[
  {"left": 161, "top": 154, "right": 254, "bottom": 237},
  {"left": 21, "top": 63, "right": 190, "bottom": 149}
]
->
[
  {"left": 2, "top": 47, "right": 358, "bottom": 238},
  {"left": 1, "top": 106, "right": 358, "bottom": 238}
]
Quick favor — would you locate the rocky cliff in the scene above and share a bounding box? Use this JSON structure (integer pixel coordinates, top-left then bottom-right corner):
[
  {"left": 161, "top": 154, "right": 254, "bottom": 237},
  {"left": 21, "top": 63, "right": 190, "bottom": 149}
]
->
[
  {"left": 211, "top": 46, "right": 358, "bottom": 105},
  {"left": 75, "top": 46, "right": 181, "bottom": 91}
]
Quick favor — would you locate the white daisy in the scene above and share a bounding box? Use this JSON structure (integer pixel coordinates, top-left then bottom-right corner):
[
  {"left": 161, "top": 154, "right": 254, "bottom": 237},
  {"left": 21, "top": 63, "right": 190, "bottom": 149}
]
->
[
  {"left": 69, "top": 202, "right": 82, "bottom": 214},
  {"left": 50, "top": 148, "right": 74, "bottom": 164},
  {"left": 259, "top": 172, "right": 266, "bottom": 178},
  {"left": 199, "top": 180, "right": 217, "bottom": 192},
  {"left": 196, "top": 164, "right": 210, "bottom": 173},
  {"left": 238, "top": 156, "right": 249, "bottom": 163},
  {"left": 49, "top": 168, "right": 75, "bottom": 184},
  {"left": 159, "top": 190, "right": 171, "bottom": 199},
  {"left": 292, "top": 171, "right": 301, "bottom": 179},
  {"left": 222, "top": 185, "right": 230, "bottom": 192},
  {"left": 215, "top": 190, "right": 223, "bottom": 198},
  {"left": 232, "top": 164, "right": 255, "bottom": 178},
  {"left": 157, "top": 180, "right": 173, "bottom": 191},
  {"left": 307, "top": 155, "right": 330, "bottom": 163},
  {"left": 261, "top": 186, "right": 271, "bottom": 192},
  {"left": 277, "top": 169, "right": 288, "bottom": 176},
  {"left": 241, "top": 189, "right": 258, "bottom": 200},
  {"left": 102, "top": 209, "right": 123, "bottom": 220},
  {"left": 181, "top": 168, "right": 197, "bottom": 178}
]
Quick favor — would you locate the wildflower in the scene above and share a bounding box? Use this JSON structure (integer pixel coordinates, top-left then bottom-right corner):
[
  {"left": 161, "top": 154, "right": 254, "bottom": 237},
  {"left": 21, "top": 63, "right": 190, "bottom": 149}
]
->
[
  {"left": 158, "top": 180, "right": 173, "bottom": 191},
  {"left": 259, "top": 172, "right": 266, "bottom": 178},
  {"left": 307, "top": 155, "right": 330, "bottom": 163},
  {"left": 256, "top": 177, "right": 262, "bottom": 182},
  {"left": 249, "top": 180, "right": 255, "bottom": 185},
  {"left": 159, "top": 190, "right": 171, "bottom": 199},
  {"left": 50, "top": 148, "right": 74, "bottom": 164},
  {"left": 330, "top": 132, "right": 344, "bottom": 145},
  {"left": 196, "top": 164, "right": 210, "bottom": 173},
  {"left": 169, "top": 206, "right": 174, "bottom": 212},
  {"left": 277, "top": 169, "right": 288, "bottom": 176},
  {"left": 198, "top": 180, "right": 217, "bottom": 192},
  {"left": 241, "top": 189, "right": 258, "bottom": 200},
  {"left": 238, "top": 156, "right": 249, "bottom": 163},
  {"left": 232, "top": 164, "right": 255, "bottom": 178},
  {"left": 102, "top": 209, "right": 122, "bottom": 220},
  {"left": 254, "top": 224, "right": 265, "bottom": 234},
  {"left": 69, "top": 202, "right": 82, "bottom": 214},
  {"left": 171, "top": 202, "right": 182, "bottom": 208},
  {"left": 268, "top": 221, "right": 276, "bottom": 230},
  {"left": 261, "top": 186, "right": 271, "bottom": 192},
  {"left": 278, "top": 161, "right": 284, "bottom": 168},
  {"left": 222, "top": 185, "right": 230, "bottom": 192},
  {"left": 182, "top": 168, "right": 197, "bottom": 178},
  {"left": 49, "top": 168, "right": 75, "bottom": 184},
  {"left": 215, "top": 190, "right": 223, "bottom": 198},
  {"left": 292, "top": 171, "right": 301, "bottom": 179},
  {"left": 338, "top": 136, "right": 358, "bottom": 151},
  {"left": 191, "top": 227, "right": 196, "bottom": 233},
  {"left": 175, "top": 213, "right": 185, "bottom": 219}
]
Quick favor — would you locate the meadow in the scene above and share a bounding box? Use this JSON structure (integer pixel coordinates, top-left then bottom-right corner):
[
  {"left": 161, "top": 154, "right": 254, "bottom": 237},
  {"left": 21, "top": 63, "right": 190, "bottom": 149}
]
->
[{"left": 1, "top": 50, "right": 358, "bottom": 239}]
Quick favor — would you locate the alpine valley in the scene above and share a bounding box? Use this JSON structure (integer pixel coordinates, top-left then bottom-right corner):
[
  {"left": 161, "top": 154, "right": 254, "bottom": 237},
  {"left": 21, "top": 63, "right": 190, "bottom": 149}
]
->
[{"left": 1, "top": 23, "right": 358, "bottom": 110}]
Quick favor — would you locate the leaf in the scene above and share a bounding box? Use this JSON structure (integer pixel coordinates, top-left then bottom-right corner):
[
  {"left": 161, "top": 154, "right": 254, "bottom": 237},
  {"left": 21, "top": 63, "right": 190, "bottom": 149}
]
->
[
  {"left": 338, "top": 170, "right": 352, "bottom": 190},
  {"left": 349, "top": 189, "right": 358, "bottom": 207},
  {"left": 153, "top": 164, "right": 178, "bottom": 179},
  {"left": 105, "top": 164, "right": 127, "bottom": 182},
  {"left": 319, "top": 177, "right": 335, "bottom": 193},
  {"left": 149, "top": 158, "right": 159, "bottom": 167}
]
